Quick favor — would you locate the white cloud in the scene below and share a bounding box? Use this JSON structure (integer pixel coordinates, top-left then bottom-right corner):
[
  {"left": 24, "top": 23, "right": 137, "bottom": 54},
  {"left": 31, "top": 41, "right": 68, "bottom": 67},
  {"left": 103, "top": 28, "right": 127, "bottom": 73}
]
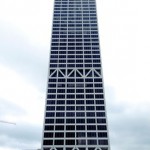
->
[
  {"left": 0, "top": 64, "right": 45, "bottom": 124},
  {"left": 0, "top": 0, "right": 53, "bottom": 47},
  {"left": 0, "top": 64, "right": 45, "bottom": 149}
]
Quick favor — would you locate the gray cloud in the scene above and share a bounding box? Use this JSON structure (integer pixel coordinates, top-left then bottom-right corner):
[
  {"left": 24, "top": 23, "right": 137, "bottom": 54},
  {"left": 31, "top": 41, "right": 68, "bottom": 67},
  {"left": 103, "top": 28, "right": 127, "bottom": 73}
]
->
[
  {"left": 0, "top": 122, "right": 42, "bottom": 149},
  {"left": 105, "top": 86, "right": 150, "bottom": 150},
  {"left": 0, "top": 21, "right": 49, "bottom": 92},
  {"left": 0, "top": 22, "right": 45, "bottom": 149},
  {"left": 0, "top": 98, "right": 42, "bottom": 149},
  {"left": 0, "top": 98, "right": 26, "bottom": 118}
]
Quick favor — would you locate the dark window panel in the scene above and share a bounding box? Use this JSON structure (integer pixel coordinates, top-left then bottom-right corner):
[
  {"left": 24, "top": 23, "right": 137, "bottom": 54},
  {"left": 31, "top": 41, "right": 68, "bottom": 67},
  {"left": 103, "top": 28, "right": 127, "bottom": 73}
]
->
[
  {"left": 43, "top": 140, "right": 53, "bottom": 145},
  {"left": 66, "top": 119, "right": 75, "bottom": 123},
  {"left": 97, "top": 125, "right": 107, "bottom": 130},
  {"left": 98, "top": 140, "right": 108, "bottom": 145},
  {"left": 55, "top": 125, "right": 64, "bottom": 130},
  {"left": 66, "top": 132, "right": 75, "bottom": 137},
  {"left": 87, "top": 125, "right": 96, "bottom": 130},
  {"left": 66, "top": 125, "right": 75, "bottom": 130},
  {"left": 98, "top": 132, "right": 108, "bottom": 137},
  {"left": 45, "top": 125, "right": 54, "bottom": 131},
  {"left": 76, "top": 125, "right": 85, "bottom": 130},
  {"left": 87, "top": 132, "right": 96, "bottom": 137},
  {"left": 66, "top": 140, "right": 75, "bottom": 145},
  {"left": 55, "top": 132, "right": 64, "bottom": 138},
  {"left": 76, "top": 132, "right": 85, "bottom": 138},
  {"left": 44, "top": 132, "right": 53, "bottom": 138},
  {"left": 45, "top": 119, "right": 54, "bottom": 124},
  {"left": 54, "top": 140, "right": 64, "bottom": 145},
  {"left": 88, "top": 140, "right": 97, "bottom": 145},
  {"left": 76, "top": 139, "right": 86, "bottom": 145}
]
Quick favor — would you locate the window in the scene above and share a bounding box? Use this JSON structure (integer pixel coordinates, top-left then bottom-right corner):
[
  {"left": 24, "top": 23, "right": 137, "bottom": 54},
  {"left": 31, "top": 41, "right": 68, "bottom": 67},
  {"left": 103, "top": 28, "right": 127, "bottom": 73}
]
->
[
  {"left": 95, "top": 89, "right": 103, "bottom": 93},
  {"left": 88, "top": 140, "right": 97, "bottom": 145},
  {"left": 66, "top": 140, "right": 75, "bottom": 145},
  {"left": 66, "top": 125, "right": 75, "bottom": 130},
  {"left": 45, "top": 125, "right": 54, "bottom": 131},
  {"left": 56, "top": 106, "right": 65, "bottom": 111},
  {"left": 76, "top": 100, "right": 84, "bottom": 104},
  {"left": 96, "top": 106, "right": 105, "bottom": 110},
  {"left": 58, "top": 79, "right": 65, "bottom": 82},
  {"left": 76, "top": 125, "right": 85, "bottom": 130},
  {"left": 76, "top": 112, "right": 85, "bottom": 117},
  {"left": 98, "top": 132, "right": 107, "bottom": 137},
  {"left": 87, "top": 125, "right": 96, "bottom": 130},
  {"left": 47, "top": 94, "right": 56, "bottom": 99},
  {"left": 67, "top": 79, "right": 75, "bottom": 82},
  {"left": 43, "top": 140, "right": 53, "bottom": 145},
  {"left": 67, "top": 94, "right": 75, "bottom": 99},
  {"left": 97, "top": 119, "right": 106, "bottom": 123},
  {"left": 97, "top": 125, "right": 107, "bottom": 130},
  {"left": 94, "top": 78, "right": 102, "bottom": 82},
  {"left": 76, "top": 139, "right": 86, "bottom": 145},
  {"left": 48, "top": 84, "right": 56, "bottom": 88},
  {"left": 57, "top": 84, "right": 65, "bottom": 88},
  {"left": 55, "top": 132, "right": 64, "bottom": 138},
  {"left": 85, "top": 79, "right": 93, "bottom": 82},
  {"left": 86, "top": 112, "right": 95, "bottom": 117},
  {"left": 86, "top": 106, "right": 95, "bottom": 110},
  {"left": 46, "top": 106, "right": 55, "bottom": 111},
  {"left": 57, "top": 89, "right": 65, "bottom": 93},
  {"left": 45, "top": 119, "right": 54, "bottom": 124},
  {"left": 86, "top": 100, "right": 94, "bottom": 104},
  {"left": 46, "top": 112, "right": 55, "bottom": 117},
  {"left": 76, "top": 106, "right": 85, "bottom": 110},
  {"left": 55, "top": 125, "right": 64, "bottom": 130},
  {"left": 66, "top": 112, "right": 75, "bottom": 117},
  {"left": 55, "top": 140, "right": 64, "bottom": 145},
  {"left": 95, "top": 94, "right": 104, "bottom": 99},
  {"left": 66, "top": 119, "right": 75, "bottom": 123},
  {"left": 76, "top": 89, "right": 84, "bottom": 93},
  {"left": 98, "top": 140, "right": 108, "bottom": 145},
  {"left": 66, "top": 106, "right": 75, "bottom": 110},
  {"left": 57, "top": 100, "right": 65, "bottom": 105},
  {"left": 56, "top": 119, "right": 64, "bottom": 124},
  {"left": 87, "top": 119, "right": 96, "bottom": 123},
  {"left": 47, "top": 100, "right": 55, "bottom": 105},
  {"left": 76, "top": 132, "right": 85, "bottom": 137},
  {"left": 96, "top": 100, "right": 104, "bottom": 104},
  {"left": 85, "top": 84, "right": 93, "bottom": 87},
  {"left": 67, "top": 100, "right": 75, "bottom": 104},
  {"left": 76, "top": 94, "right": 84, "bottom": 99},
  {"left": 76, "top": 119, "right": 85, "bottom": 123},
  {"left": 96, "top": 112, "right": 105, "bottom": 117},
  {"left": 66, "top": 132, "right": 75, "bottom": 137},
  {"left": 56, "top": 112, "right": 65, "bottom": 117},
  {"left": 87, "top": 132, "right": 96, "bottom": 137},
  {"left": 57, "top": 95, "right": 65, "bottom": 99}
]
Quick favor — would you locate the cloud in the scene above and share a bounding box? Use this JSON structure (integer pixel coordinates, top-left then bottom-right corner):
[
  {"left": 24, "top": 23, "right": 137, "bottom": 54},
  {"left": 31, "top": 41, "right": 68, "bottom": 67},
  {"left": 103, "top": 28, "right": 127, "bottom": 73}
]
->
[
  {"left": 0, "top": 64, "right": 45, "bottom": 149},
  {"left": 0, "top": 122, "right": 42, "bottom": 150},
  {"left": 0, "top": 0, "right": 53, "bottom": 47},
  {"left": 0, "top": 97, "right": 26, "bottom": 119},
  {"left": 0, "top": 21, "right": 49, "bottom": 92},
  {"left": 106, "top": 87, "right": 150, "bottom": 150}
]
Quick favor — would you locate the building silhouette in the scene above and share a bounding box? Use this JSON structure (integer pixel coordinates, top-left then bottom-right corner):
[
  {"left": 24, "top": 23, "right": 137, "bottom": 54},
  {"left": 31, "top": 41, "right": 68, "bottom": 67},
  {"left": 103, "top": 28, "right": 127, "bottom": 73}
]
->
[{"left": 42, "top": 0, "right": 110, "bottom": 150}]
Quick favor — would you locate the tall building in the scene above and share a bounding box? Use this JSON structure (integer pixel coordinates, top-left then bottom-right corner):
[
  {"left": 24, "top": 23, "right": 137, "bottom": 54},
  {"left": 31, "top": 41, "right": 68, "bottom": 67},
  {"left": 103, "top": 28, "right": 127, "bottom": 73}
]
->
[{"left": 42, "top": 0, "right": 110, "bottom": 150}]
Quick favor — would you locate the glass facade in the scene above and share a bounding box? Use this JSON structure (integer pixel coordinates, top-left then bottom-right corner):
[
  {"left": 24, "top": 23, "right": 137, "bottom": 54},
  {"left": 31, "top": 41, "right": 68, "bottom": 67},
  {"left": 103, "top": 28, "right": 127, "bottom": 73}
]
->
[{"left": 42, "top": 0, "right": 110, "bottom": 150}]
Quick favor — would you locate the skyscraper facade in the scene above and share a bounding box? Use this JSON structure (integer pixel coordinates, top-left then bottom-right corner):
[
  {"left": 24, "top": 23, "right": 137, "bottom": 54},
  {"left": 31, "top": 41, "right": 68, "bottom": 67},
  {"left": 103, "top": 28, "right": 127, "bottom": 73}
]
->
[{"left": 42, "top": 0, "right": 110, "bottom": 150}]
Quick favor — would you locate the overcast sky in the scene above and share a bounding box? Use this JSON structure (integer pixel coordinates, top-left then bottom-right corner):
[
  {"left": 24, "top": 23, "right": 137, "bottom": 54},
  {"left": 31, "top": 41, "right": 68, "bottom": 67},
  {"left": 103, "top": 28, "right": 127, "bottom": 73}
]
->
[{"left": 0, "top": 0, "right": 150, "bottom": 150}]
